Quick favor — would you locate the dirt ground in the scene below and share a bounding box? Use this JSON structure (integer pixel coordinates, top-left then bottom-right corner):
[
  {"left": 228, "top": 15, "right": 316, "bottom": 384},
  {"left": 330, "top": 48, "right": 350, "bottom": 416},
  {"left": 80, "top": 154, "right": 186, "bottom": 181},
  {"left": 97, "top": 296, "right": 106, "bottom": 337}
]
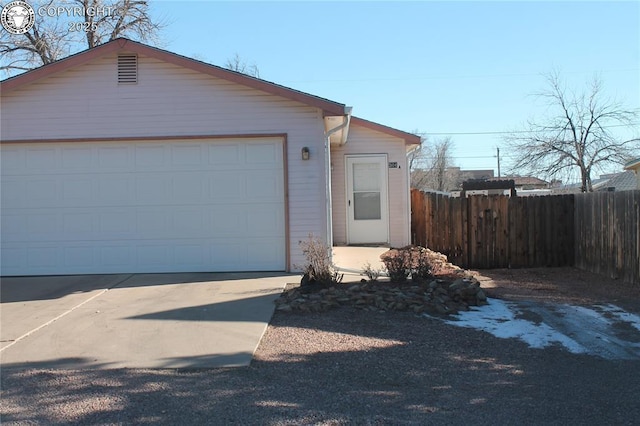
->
[
  {"left": 2, "top": 267, "right": 639, "bottom": 425},
  {"left": 470, "top": 267, "right": 640, "bottom": 312}
]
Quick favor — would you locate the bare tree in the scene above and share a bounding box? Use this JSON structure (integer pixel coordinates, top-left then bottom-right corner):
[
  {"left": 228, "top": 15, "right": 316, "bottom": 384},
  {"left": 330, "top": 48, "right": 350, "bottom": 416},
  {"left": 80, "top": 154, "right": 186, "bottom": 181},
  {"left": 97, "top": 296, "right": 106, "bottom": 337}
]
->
[
  {"left": 505, "top": 72, "right": 639, "bottom": 192},
  {"left": 224, "top": 53, "right": 260, "bottom": 77},
  {"left": 410, "top": 136, "right": 459, "bottom": 192},
  {"left": 1, "top": 0, "right": 165, "bottom": 76}
]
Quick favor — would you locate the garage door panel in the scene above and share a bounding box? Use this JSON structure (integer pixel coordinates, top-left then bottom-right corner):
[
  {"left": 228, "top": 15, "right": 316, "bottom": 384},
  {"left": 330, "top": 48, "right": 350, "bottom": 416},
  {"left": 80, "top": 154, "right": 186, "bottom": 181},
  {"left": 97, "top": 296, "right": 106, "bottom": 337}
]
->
[
  {"left": 1, "top": 138, "right": 286, "bottom": 275},
  {"left": 63, "top": 146, "right": 94, "bottom": 168},
  {"left": 1, "top": 247, "right": 25, "bottom": 270},
  {"left": 26, "top": 148, "right": 57, "bottom": 170},
  {"left": 210, "top": 207, "right": 246, "bottom": 236},
  {"left": 136, "top": 245, "right": 170, "bottom": 266},
  {"left": 63, "top": 213, "right": 94, "bottom": 234},
  {"left": 210, "top": 175, "right": 242, "bottom": 199},
  {"left": 98, "top": 146, "right": 131, "bottom": 169},
  {"left": 247, "top": 205, "right": 285, "bottom": 236},
  {"left": 174, "top": 244, "right": 206, "bottom": 266},
  {"left": 65, "top": 246, "right": 95, "bottom": 268},
  {"left": 62, "top": 179, "right": 93, "bottom": 202},
  {"left": 101, "top": 246, "right": 134, "bottom": 268},
  {"left": 136, "top": 176, "right": 170, "bottom": 204},
  {"left": 1, "top": 213, "right": 26, "bottom": 242},
  {"left": 171, "top": 144, "right": 203, "bottom": 165},
  {"left": 245, "top": 170, "right": 283, "bottom": 198},
  {"left": 171, "top": 174, "right": 204, "bottom": 202},
  {"left": 28, "top": 214, "right": 61, "bottom": 236},
  {"left": 208, "top": 144, "right": 240, "bottom": 165},
  {"left": 210, "top": 242, "right": 245, "bottom": 269},
  {"left": 99, "top": 177, "right": 132, "bottom": 204},
  {"left": 171, "top": 208, "right": 206, "bottom": 235},
  {"left": 246, "top": 142, "right": 281, "bottom": 164},
  {"left": 100, "top": 210, "right": 133, "bottom": 234},
  {"left": 26, "top": 179, "right": 58, "bottom": 205},
  {"left": 1, "top": 148, "right": 24, "bottom": 172},
  {"left": 1, "top": 177, "right": 23, "bottom": 204},
  {"left": 247, "top": 238, "right": 285, "bottom": 269},
  {"left": 28, "top": 246, "right": 59, "bottom": 269},
  {"left": 136, "top": 210, "right": 170, "bottom": 237},
  {"left": 135, "top": 145, "right": 166, "bottom": 167}
]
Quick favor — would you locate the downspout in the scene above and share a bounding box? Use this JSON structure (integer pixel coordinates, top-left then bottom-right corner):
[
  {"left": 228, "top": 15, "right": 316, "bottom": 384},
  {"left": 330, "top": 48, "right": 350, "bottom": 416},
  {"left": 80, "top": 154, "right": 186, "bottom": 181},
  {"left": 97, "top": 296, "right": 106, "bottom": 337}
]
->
[{"left": 324, "top": 107, "right": 352, "bottom": 252}]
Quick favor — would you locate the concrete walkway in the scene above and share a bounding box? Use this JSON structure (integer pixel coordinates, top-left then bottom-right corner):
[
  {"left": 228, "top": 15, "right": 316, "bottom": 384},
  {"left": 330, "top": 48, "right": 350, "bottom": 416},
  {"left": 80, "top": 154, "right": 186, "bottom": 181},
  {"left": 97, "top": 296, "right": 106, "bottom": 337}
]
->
[
  {"left": 0, "top": 273, "right": 290, "bottom": 369},
  {"left": 332, "top": 246, "right": 389, "bottom": 282}
]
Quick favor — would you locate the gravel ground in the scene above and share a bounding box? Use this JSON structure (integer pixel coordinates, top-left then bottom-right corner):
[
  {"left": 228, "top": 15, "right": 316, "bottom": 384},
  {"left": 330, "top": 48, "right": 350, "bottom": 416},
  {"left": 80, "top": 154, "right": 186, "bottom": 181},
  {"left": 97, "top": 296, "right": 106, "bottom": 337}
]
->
[{"left": 2, "top": 267, "right": 639, "bottom": 425}]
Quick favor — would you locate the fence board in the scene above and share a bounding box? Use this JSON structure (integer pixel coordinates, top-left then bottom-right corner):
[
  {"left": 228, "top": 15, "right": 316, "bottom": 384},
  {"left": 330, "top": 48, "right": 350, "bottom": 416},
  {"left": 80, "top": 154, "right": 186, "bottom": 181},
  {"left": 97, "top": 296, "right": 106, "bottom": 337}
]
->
[{"left": 410, "top": 189, "right": 638, "bottom": 284}]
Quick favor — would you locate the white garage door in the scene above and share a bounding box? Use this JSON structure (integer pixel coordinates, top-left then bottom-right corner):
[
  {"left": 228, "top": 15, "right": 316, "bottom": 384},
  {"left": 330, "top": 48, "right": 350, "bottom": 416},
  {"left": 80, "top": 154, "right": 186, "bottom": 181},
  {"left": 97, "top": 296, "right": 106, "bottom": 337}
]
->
[{"left": 0, "top": 137, "right": 286, "bottom": 276}]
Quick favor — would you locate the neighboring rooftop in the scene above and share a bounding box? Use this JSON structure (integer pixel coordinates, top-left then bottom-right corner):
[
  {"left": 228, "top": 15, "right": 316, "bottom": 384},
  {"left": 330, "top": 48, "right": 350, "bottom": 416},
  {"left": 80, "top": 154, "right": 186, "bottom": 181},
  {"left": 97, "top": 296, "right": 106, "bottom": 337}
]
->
[
  {"left": 490, "top": 175, "right": 549, "bottom": 189},
  {"left": 595, "top": 170, "right": 638, "bottom": 192}
]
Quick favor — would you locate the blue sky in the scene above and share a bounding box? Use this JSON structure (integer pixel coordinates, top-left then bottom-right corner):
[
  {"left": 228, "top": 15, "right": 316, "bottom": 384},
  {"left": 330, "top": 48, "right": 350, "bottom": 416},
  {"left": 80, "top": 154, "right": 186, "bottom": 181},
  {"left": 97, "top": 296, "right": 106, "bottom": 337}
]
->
[{"left": 151, "top": 1, "right": 639, "bottom": 178}]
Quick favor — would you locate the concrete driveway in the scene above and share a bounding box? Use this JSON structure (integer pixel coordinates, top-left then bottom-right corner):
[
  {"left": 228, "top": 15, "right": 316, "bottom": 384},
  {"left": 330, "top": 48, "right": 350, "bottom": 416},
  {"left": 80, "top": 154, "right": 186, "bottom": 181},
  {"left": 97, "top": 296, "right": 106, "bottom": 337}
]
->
[{"left": 0, "top": 273, "right": 290, "bottom": 369}]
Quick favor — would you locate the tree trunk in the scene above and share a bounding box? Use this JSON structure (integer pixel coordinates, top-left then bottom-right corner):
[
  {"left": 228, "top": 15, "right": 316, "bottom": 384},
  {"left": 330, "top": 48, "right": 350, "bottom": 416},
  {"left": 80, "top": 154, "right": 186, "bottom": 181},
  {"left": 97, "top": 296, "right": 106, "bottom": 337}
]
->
[{"left": 580, "top": 168, "right": 593, "bottom": 192}]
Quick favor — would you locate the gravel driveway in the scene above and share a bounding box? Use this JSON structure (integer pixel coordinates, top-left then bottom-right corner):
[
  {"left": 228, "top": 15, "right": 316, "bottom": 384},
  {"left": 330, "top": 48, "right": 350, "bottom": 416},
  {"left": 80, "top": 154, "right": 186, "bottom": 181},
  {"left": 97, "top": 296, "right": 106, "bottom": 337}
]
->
[{"left": 2, "top": 267, "right": 639, "bottom": 425}]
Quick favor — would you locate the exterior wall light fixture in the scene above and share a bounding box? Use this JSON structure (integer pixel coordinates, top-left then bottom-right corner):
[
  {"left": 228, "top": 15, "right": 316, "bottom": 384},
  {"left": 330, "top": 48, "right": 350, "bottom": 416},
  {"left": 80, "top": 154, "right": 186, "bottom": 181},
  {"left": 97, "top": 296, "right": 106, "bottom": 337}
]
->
[{"left": 301, "top": 147, "right": 310, "bottom": 160}]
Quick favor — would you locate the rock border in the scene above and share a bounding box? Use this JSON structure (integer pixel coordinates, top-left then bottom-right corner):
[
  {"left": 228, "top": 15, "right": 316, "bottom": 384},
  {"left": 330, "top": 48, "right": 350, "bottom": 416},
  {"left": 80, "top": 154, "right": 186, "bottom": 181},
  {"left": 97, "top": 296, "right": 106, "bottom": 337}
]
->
[{"left": 275, "top": 277, "right": 487, "bottom": 315}]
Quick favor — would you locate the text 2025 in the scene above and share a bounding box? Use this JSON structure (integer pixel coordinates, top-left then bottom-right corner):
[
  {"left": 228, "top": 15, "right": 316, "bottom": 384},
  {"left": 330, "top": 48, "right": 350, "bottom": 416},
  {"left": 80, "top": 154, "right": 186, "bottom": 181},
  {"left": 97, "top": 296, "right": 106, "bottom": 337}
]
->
[{"left": 68, "top": 22, "right": 97, "bottom": 32}]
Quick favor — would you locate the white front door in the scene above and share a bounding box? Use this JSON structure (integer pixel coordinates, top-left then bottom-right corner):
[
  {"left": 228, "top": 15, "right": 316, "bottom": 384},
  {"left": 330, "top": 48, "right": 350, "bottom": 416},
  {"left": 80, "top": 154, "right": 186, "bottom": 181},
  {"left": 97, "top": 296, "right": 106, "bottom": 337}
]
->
[{"left": 346, "top": 155, "right": 389, "bottom": 244}]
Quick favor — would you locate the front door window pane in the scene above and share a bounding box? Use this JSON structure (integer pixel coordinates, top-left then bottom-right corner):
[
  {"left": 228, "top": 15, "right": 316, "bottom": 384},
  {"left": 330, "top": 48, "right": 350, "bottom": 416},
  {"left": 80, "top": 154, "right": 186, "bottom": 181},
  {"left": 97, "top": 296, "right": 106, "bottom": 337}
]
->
[
  {"left": 354, "top": 192, "right": 381, "bottom": 220},
  {"left": 353, "top": 163, "right": 380, "bottom": 191}
]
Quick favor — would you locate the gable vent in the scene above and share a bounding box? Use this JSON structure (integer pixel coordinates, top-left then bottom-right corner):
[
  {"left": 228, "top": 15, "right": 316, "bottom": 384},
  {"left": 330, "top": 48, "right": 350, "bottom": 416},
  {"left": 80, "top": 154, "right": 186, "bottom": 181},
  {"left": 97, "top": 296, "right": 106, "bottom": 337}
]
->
[{"left": 117, "top": 54, "right": 138, "bottom": 84}]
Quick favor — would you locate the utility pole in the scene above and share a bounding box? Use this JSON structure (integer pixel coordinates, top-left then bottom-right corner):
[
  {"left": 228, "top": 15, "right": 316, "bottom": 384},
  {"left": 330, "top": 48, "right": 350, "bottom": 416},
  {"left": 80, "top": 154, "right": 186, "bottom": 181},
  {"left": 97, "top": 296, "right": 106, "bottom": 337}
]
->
[{"left": 496, "top": 147, "right": 501, "bottom": 178}]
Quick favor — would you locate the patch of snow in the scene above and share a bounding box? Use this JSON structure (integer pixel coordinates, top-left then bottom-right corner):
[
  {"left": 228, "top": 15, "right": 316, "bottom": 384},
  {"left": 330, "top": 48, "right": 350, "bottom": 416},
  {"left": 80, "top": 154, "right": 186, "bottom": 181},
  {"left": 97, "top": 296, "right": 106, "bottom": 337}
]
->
[
  {"left": 434, "top": 299, "right": 587, "bottom": 354},
  {"left": 597, "top": 304, "right": 640, "bottom": 332},
  {"left": 425, "top": 299, "right": 640, "bottom": 360}
]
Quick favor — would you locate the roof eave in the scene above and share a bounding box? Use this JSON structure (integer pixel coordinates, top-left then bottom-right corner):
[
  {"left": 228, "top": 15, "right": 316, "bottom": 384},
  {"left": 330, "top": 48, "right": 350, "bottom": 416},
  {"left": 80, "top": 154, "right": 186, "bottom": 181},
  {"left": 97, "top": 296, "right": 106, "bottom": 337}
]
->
[
  {"left": 624, "top": 158, "right": 640, "bottom": 170},
  {"left": 1, "top": 39, "right": 126, "bottom": 92},
  {"left": 351, "top": 116, "right": 421, "bottom": 146}
]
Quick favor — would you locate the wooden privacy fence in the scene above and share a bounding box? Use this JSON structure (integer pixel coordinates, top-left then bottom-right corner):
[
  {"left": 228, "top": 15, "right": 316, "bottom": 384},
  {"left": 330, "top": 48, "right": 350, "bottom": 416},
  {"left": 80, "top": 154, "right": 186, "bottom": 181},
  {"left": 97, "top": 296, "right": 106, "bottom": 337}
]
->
[
  {"left": 411, "top": 189, "right": 639, "bottom": 284},
  {"left": 574, "top": 191, "right": 640, "bottom": 284}
]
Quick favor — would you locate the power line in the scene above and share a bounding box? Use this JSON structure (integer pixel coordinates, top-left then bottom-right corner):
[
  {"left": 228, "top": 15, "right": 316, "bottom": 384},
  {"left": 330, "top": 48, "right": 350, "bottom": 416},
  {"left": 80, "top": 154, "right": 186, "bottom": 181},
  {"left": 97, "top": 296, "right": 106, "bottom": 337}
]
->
[
  {"left": 420, "top": 123, "right": 639, "bottom": 136},
  {"left": 283, "top": 68, "right": 640, "bottom": 84},
  {"left": 423, "top": 130, "right": 532, "bottom": 136}
]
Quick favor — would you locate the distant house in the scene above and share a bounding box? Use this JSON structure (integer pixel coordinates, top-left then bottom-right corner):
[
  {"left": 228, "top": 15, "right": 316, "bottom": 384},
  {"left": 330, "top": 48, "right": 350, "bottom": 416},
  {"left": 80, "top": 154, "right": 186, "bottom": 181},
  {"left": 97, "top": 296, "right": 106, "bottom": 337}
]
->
[
  {"left": 491, "top": 176, "right": 549, "bottom": 191},
  {"left": 448, "top": 173, "right": 553, "bottom": 197},
  {"left": 624, "top": 158, "right": 640, "bottom": 189},
  {"left": 456, "top": 168, "right": 495, "bottom": 182},
  {"left": 552, "top": 170, "right": 638, "bottom": 194}
]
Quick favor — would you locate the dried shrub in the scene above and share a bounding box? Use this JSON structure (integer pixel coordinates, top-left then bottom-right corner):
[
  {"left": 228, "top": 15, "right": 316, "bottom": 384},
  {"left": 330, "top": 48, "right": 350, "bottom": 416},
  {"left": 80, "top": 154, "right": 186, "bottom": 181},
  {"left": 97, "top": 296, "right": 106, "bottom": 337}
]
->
[
  {"left": 297, "top": 234, "right": 343, "bottom": 287},
  {"left": 410, "top": 247, "right": 435, "bottom": 283},
  {"left": 381, "top": 245, "right": 437, "bottom": 284},
  {"left": 361, "top": 261, "right": 386, "bottom": 282},
  {"left": 381, "top": 249, "right": 411, "bottom": 283}
]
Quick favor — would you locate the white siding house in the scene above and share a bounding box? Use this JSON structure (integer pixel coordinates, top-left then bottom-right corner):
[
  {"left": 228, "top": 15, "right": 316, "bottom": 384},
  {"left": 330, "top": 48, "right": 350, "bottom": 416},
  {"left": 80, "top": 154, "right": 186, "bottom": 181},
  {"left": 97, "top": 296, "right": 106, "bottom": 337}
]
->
[{"left": 0, "top": 39, "right": 420, "bottom": 276}]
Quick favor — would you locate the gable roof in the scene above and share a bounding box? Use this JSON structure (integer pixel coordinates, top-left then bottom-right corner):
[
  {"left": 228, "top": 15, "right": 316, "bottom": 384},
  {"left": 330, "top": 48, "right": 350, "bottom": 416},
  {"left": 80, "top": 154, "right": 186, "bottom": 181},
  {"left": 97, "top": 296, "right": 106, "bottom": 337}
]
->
[
  {"left": 1, "top": 38, "right": 346, "bottom": 115},
  {"left": 1, "top": 38, "right": 420, "bottom": 145}
]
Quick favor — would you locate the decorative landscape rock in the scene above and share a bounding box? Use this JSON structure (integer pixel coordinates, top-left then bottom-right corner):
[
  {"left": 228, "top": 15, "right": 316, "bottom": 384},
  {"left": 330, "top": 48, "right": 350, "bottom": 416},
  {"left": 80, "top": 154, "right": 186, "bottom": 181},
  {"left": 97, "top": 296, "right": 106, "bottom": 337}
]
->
[
  {"left": 275, "top": 277, "right": 488, "bottom": 315},
  {"left": 277, "top": 246, "right": 485, "bottom": 315}
]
